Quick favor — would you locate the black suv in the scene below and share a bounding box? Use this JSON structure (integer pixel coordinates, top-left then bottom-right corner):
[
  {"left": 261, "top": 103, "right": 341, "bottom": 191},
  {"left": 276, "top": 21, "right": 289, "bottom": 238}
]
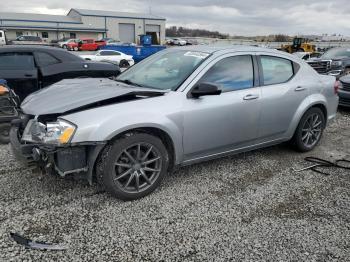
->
[
  {"left": 0, "top": 45, "right": 120, "bottom": 101},
  {"left": 307, "top": 47, "right": 350, "bottom": 78}
]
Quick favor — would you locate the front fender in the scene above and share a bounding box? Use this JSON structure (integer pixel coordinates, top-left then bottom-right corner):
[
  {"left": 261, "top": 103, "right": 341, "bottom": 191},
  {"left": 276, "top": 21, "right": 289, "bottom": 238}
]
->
[{"left": 66, "top": 112, "right": 184, "bottom": 164}]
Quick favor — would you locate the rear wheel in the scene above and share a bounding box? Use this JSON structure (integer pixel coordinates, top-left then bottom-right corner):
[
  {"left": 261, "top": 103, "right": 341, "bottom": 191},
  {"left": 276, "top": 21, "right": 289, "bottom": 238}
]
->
[
  {"left": 96, "top": 132, "right": 169, "bottom": 200},
  {"left": 291, "top": 108, "right": 325, "bottom": 152},
  {"left": 0, "top": 123, "right": 11, "bottom": 144},
  {"left": 62, "top": 44, "right": 67, "bottom": 49},
  {"left": 119, "top": 60, "right": 130, "bottom": 68}
]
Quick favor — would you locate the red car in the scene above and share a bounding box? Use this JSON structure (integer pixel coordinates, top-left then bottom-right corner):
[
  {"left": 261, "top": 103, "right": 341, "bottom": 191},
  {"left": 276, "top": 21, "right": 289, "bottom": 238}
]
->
[{"left": 68, "top": 38, "right": 106, "bottom": 51}]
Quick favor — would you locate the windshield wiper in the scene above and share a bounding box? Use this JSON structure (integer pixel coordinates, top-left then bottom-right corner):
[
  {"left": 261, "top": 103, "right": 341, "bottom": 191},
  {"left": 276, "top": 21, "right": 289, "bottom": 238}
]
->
[{"left": 115, "top": 79, "right": 143, "bottom": 87}]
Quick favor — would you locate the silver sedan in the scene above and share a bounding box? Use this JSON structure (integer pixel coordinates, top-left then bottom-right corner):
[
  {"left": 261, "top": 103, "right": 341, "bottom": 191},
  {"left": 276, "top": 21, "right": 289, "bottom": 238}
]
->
[{"left": 11, "top": 46, "right": 339, "bottom": 200}]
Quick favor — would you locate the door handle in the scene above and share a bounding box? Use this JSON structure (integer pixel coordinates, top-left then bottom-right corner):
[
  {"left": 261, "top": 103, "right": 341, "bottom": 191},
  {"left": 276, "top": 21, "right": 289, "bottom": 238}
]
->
[
  {"left": 24, "top": 74, "right": 33, "bottom": 77},
  {"left": 295, "top": 86, "right": 306, "bottom": 91},
  {"left": 243, "top": 94, "right": 259, "bottom": 100}
]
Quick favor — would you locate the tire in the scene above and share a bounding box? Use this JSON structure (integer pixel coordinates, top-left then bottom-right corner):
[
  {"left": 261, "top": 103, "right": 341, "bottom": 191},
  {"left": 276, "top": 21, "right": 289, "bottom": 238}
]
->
[
  {"left": 62, "top": 44, "right": 67, "bottom": 49},
  {"left": 74, "top": 47, "right": 79, "bottom": 51},
  {"left": 291, "top": 108, "right": 325, "bottom": 152},
  {"left": 119, "top": 60, "right": 130, "bottom": 68},
  {"left": 0, "top": 122, "right": 11, "bottom": 144},
  {"left": 96, "top": 132, "right": 169, "bottom": 200}
]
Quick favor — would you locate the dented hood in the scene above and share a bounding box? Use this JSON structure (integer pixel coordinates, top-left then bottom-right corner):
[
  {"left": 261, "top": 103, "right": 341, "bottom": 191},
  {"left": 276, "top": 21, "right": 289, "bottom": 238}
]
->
[{"left": 21, "top": 78, "right": 167, "bottom": 115}]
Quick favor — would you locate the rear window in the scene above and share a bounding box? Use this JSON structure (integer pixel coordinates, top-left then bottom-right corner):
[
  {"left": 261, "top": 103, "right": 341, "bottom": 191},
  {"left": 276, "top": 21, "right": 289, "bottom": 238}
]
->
[
  {"left": 260, "top": 56, "right": 294, "bottom": 85},
  {"left": 0, "top": 53, "right": 35, "bottom": 70}
]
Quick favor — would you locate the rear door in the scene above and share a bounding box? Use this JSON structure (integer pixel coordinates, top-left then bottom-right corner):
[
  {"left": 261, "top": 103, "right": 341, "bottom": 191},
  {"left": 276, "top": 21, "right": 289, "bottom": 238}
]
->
[
  {"left": 0, "top": 52, "right": 38, "bottom": 101},
  {"left": 256, "top": 53, "right": 306, "bottom": 142}
]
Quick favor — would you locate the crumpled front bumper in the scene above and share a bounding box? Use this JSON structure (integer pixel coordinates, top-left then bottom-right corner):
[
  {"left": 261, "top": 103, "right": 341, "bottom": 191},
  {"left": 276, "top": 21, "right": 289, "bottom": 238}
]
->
[{"left": 10, "top": 126, "right": 106, "bottom": 184}]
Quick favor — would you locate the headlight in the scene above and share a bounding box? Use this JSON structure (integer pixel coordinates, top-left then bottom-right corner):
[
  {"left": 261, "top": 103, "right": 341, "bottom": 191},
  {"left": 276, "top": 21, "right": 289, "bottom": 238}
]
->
[
  {"left": 331, "top": 61, "right": 343, "bottom": 67},
  {"left": 23, "top": 119, "right": 76, "bottom": 144},
  {"left": 44, "top": 119, "right": 76, "bottom": 144}
]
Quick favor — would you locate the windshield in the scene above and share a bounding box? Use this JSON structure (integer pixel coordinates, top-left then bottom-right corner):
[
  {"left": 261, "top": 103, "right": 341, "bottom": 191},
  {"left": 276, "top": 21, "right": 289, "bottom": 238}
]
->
[
  {"left": 116, "top": 50, "right": 210, "bottom": 90},
  {"left": 321, "top": 48, "right": 350, "bottom": 59}
]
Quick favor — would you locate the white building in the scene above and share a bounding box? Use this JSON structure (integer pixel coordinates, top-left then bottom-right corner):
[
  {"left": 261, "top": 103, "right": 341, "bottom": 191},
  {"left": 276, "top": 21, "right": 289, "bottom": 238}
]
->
[{"left": 0, "top": 8, "right": 166, "bottom": 44}]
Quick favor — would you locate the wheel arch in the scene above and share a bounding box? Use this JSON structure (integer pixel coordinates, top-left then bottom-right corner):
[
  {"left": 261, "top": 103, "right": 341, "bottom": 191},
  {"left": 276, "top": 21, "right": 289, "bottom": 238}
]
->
[
  {"left": 113, "top": 127, "right": 176, "bottom": 172},
  {"left": 287, "top": 95, "right": 328, "bottom": 139},
  {"left": 93, "top": 125, "right": 179, "bottom": 176}
]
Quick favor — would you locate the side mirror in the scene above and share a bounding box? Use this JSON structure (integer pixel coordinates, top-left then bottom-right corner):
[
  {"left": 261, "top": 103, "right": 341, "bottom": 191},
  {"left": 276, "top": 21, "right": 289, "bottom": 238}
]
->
[{"left": 190, "top": 82, "right": 221, "bottom": 98}]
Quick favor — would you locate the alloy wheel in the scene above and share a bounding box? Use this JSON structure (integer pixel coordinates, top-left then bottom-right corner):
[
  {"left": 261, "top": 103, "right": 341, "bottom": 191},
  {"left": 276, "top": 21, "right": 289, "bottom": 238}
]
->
[
  {"left": 301, "top": 113, "right": 323, "bottom": 147},
  {"left": 114, "top": 143, "right": 162, "bottom": 193}
]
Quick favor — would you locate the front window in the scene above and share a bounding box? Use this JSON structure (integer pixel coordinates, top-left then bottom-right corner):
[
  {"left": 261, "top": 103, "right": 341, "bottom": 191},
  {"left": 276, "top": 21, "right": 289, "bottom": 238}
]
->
[
  {"left": 321, "top": 48, "right": 350, "bottom": 59},
  {"left": 198, "top": 55, "right": 254, "bottom": 92},
  {"left": 117, "top": 50, "right": 210, "bottom": 90}
]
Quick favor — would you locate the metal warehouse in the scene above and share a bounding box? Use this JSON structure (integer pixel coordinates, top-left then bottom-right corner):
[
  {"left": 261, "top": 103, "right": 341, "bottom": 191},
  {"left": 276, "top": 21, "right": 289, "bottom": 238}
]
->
[{"left": 0, "top": 8, "right": 166, "bottom": 44}]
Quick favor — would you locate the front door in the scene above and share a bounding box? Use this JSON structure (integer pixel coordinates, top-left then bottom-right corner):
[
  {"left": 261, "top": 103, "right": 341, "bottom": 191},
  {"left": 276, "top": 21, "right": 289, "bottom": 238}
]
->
[{"left": 183, "top": 54, "right": 261, "bottom": 162}]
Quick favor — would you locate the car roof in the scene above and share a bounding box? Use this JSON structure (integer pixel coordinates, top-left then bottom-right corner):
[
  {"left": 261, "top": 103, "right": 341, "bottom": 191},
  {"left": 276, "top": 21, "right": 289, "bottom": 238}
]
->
[
  {"left": 169, "top": 45, "right": 287, "bottom": 56},
  {"left": 0, "top": 45, "right": 60, "bottom": 51},
  {"left": 0, "top": 45, "right": 84, "bottom": 61}
]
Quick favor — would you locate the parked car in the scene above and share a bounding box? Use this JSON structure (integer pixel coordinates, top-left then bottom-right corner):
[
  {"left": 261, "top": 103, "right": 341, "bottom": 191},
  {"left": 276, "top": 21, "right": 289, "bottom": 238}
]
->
[
  {"left": 9, "top": 35, "right": 47, "bottom": 45},
  {"left": 58, "top": 39, "right": 79, "bottom": 49},
  {"left": 67, "top": 40, "right": 79, "bottom": 51},
  {"left": 165, "top": 38, "right": 174, "bottom": 45},
  {"left": 68, "top": 39, "right": 106, "bottom": 51},
  {"left": 0, "top": 45, "right": 120, "bottom": 143},
  {"left": 50, "top": 37, "right": 69, "bottom": 43},
  {"left": 173, "top": 38, "right": 187, "bottom": 46},
  {"left": 0, "top": 45, "right": 120, "bottom": 102},
  {"left": 10, "top": 46, "right": 338, "bottom": 200},
  {"left": 307, "top": 47, "right": 350, "bottom": 78},
  {"left": 99, "top": 38, "right": 119, "bottom": 44},
  {"left": 338, "top": 75, "right": 350, "bottom": 107},
  {"left": 80, "top": 50, "right": 135, "bottom": 68}
]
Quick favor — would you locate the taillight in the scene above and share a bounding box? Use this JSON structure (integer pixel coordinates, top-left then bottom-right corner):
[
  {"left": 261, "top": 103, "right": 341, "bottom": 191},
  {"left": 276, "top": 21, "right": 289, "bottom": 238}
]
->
[{"left": 334, "top": 80, "right": 340, "bottom": 94}]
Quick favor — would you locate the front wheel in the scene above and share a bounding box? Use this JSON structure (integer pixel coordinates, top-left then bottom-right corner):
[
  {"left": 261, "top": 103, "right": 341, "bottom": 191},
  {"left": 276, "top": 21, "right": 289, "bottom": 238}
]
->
[
  {"left": 96, "top": 132, "right": 169, "bottom": 200},
  {"left": 291, "top": 108, "right": 325, "bottom": 152}
]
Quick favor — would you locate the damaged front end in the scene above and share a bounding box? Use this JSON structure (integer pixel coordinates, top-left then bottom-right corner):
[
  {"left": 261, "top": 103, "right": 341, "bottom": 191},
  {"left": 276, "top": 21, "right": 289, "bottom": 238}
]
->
[{"left": 10, "top": 113, "right": 105, "bottom": 184}]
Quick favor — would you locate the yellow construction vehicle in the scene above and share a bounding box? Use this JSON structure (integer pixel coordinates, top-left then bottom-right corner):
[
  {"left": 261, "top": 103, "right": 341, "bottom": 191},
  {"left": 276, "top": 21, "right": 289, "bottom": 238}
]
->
[{"left": 280, "top": 37, "right": 316, "bottom": 53}]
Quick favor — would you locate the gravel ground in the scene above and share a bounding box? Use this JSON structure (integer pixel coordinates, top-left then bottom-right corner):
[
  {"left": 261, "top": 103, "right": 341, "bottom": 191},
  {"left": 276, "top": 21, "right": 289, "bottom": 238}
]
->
[{"left": 0, "top": 109, "right": 349, "bottom": 261}]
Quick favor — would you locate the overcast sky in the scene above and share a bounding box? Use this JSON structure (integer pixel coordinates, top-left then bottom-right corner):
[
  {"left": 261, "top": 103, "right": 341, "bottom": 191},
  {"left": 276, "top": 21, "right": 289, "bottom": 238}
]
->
[{"left": 0, "top": 0, "right": 348, "bottom": 36}]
